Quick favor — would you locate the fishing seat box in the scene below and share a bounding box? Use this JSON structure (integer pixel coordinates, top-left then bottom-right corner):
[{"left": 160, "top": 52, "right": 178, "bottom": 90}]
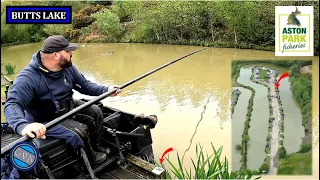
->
[
  {"left": 101, "top": 109, "right": 154, "bottom": 161},
  {"left": 32, "top": 137, "right": 79, "bottom": 175}
]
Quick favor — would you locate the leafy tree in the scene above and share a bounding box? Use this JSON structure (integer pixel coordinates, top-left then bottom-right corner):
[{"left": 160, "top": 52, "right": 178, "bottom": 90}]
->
[
  {"left": 112, "top": 0, "right": 141, "bottom": 22},
  {"left": 214, "top": 1, "right": 256, "bottom": 44},
  {"left": 289, "top": 64, "right": 300, "bottom": 75},
  {"left": 72, "top": 5, "right": 104, "bottom": 29},
  {"left": 43, "top": 24, "right": 72, "bottom": 37},
  {"left": 91, "top": 9, "right": 124, "bottom": 41}
]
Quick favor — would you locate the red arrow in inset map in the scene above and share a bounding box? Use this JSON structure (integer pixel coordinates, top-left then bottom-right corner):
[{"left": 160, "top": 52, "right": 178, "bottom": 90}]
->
[
  {"left": 275, "top": 72, "right": 289, "bottom": 89},
  {"left": 160, "top": 147, "right": 174, "bottom": 164}
]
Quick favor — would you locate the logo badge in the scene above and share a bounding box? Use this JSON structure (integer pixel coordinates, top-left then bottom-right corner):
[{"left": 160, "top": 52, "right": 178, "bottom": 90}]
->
[
  {"left": 10, "top": 142, "right": 39, "bottom": 171},
  {"left": 275, "top": 6, "right": 314, "bottom": 56}
]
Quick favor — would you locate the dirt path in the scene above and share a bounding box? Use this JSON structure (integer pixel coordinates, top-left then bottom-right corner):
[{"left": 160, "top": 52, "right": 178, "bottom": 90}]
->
[
  {"left": 267, "top": 71, "right": 280, "bottom": 175},
  {"left": 252, "top": 68, "right": 281, "bottom": 175}
]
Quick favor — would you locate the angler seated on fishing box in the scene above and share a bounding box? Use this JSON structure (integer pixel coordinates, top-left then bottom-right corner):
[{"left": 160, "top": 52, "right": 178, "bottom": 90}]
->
[
  {"left": 2, "top": 35, "right": 160, "bottom": 179},
  {"left": 3, "top": 35, "right": 123, "bottom": 166},
  {"left": 2, "top": 35, "right": 158, "bottom": 167}
]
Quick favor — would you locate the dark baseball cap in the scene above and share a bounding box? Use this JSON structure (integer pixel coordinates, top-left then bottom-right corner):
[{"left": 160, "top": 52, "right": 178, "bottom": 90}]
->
[{"left": 41, "top": 35, "right": 78, "bottom": 53}]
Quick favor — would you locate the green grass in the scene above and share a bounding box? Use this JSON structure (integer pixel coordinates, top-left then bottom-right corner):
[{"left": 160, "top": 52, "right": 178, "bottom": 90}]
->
[
  {"left": 259, "top": 70, "right": 269, "bottom": 81},
  {"left": 3, "top": 63, "right": 16, "bottom": 75},
  {"left": 157, "top": 143, "right": 261, "bottom": 179},
  {"left": 278, "top": 151, "right": 312, "bottom": 175}
]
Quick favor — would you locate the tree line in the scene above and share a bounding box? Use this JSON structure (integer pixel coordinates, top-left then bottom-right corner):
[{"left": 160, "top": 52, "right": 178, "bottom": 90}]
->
[{"left": 1, "top": 1, "right": 319, "bottom": 55}]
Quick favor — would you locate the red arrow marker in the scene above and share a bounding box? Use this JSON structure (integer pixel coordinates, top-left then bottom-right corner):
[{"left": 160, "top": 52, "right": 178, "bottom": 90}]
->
[
  {"left": 275, "top": 72, "right": 289, "bottom": 89},
  {"left": 160, "top": 147, "right": 174, "bottom": 164}
]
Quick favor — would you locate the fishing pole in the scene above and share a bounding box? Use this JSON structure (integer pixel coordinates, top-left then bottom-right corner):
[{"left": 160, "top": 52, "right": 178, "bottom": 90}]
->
[{"left": 1, "top": 47, "right": 208, "bottom": 155}]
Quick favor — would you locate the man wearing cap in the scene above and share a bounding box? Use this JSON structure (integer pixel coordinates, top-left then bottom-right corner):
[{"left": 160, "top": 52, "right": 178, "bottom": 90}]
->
[{"left": 4, "top": 35, "right": 122, "bottom": 164}]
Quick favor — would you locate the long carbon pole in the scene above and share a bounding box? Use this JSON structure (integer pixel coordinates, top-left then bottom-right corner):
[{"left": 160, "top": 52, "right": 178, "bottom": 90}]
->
[{"left": 1, "top": 47, "right": 208, "bottom": 155}]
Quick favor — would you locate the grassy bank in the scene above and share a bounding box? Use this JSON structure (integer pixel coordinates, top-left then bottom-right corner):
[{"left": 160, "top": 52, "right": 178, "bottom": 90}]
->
[
  {"left": 239, "top": 86, "right": 255, "bottom": 170},
  {"left": 277, "top": 151, "right": 312, "bottom": 175}
]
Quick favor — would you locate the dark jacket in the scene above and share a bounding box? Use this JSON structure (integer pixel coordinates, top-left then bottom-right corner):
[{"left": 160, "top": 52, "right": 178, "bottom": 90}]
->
[{"left": 4, "top": 50, "right": 108, "bottom": 136}]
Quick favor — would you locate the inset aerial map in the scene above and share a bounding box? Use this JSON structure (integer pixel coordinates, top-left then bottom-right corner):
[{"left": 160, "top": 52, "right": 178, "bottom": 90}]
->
[{"left": 231, "top": 60, "right": 312, "bottom": 175}]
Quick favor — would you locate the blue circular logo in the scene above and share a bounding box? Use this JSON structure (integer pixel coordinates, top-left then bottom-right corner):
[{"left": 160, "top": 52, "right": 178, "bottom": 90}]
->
[{"left": 9, "top": 142, "right": 39, "bottom": 171}]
